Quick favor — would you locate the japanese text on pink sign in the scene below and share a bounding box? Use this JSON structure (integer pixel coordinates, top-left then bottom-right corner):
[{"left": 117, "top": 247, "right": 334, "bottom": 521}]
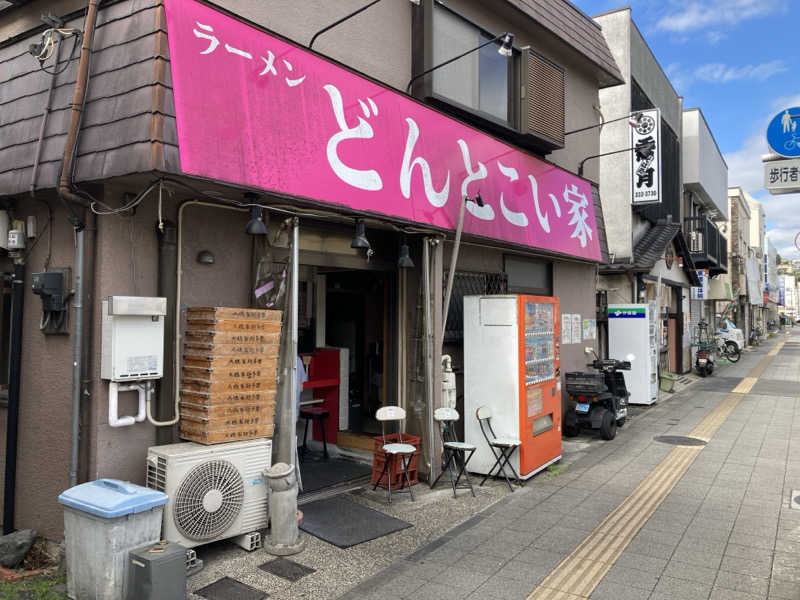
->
[{"left": 163, "top": 0, "right": 601, "bottom": 261}]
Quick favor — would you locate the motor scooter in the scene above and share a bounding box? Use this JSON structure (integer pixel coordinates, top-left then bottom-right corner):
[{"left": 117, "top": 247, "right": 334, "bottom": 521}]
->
[
  {"left": 695, "top": 344, "right": 715, "bottom": 377},
  {"left": 695, "top": 320, "right": 715, "bottom": 377},
  {"left": 564, "top": 348, "right": 634, "bottom": 441}
]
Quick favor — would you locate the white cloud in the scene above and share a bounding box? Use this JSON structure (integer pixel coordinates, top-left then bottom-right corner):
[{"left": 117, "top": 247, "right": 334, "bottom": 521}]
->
[
  {"left": 665, "top": 60, "right": 787, "bottom": 93},
  {"left": 656, "top": 0, "right": 784, "bottom": 32},
  {"left": 766, "top": 217, "right": 800, "bottom": 259},
  {"left": 694, "top": 60, "right": 788, "bottom": 83},
  {"left": 705, "top": 30, "right": 726, "bottom": 44},
  {"left": 726, "top": 132, "right": 768, "bottom": 193}
]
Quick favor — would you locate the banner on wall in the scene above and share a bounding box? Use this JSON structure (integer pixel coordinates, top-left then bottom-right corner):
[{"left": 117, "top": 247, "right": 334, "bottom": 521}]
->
[
  {"left": 691, "top": 269, "right": 708, "bottom": 300},
  {"left": 630, "top": 109, "right": 662, "bottom": 205},
  {"left": 162, "top": 0, "right": 602, "bottom": 261}
]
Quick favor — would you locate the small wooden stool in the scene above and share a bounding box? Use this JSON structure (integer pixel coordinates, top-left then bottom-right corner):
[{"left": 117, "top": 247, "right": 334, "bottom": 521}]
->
[{"left": 300, "top": 406, "right": 330, "bottom": 459}]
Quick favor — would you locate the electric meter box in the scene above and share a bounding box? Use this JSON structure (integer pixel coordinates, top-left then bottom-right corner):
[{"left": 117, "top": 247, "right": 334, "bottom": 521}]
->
[{"left": 101, "top": 296, "right": 167, "bottom": 381}]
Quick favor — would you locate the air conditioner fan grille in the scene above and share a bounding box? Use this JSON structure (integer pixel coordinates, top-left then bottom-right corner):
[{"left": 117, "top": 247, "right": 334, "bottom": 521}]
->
[{"left": 173, "top": 459, "right": 244, "bottom": 541}]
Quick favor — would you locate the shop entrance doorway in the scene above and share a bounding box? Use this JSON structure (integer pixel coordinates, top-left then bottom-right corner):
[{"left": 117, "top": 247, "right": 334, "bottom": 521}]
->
[
  {"left": 296, "top": 262, "right": 397, "bottom": 497},
  {"left": 325, "top": 270, "right": 391, "bottom": 439}
]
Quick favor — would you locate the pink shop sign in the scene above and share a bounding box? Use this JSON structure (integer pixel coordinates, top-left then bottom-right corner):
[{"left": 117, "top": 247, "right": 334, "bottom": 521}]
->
[{"left": 163, "top": 0, "right": 601, "bottom": 261}]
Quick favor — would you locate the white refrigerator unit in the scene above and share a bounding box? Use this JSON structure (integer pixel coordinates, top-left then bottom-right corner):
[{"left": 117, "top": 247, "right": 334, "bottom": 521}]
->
[{"left": 608, "top": 303, "right": 657, "bottom": 405}]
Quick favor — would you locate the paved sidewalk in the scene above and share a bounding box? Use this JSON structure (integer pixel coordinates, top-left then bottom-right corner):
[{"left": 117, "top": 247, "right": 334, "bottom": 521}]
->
[{"left": 339, "top": 331, "right": 800, "bottom": 600}]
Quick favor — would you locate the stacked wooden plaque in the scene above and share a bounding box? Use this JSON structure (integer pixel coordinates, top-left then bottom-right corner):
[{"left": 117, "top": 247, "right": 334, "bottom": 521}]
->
[{"left": 180, "top": 307, "right": 281, "bottom": 444}]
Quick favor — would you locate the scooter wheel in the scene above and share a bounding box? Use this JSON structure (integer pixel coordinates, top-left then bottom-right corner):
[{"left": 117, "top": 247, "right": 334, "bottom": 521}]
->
[
  {"left": 725, "top": 342, "right": 741, "bottom": 363},
  {"left": 600, "top": 409, "right": 617, "bottom": 441},
  {"left": 697, "top": 366, "right": 707, "bottom": 377},
  {"left": 616, "top": 417, "right": 626, "bottom": 428},
  {"left": 707, "top": 362, "right": 714, "bottom": 375},
  {"left": 563, "top": 424, "right": 580, "bottom": 437}
]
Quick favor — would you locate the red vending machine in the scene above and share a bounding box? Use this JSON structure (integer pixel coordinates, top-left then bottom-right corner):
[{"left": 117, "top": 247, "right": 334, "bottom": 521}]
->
[{"left": 464, "top": 294, "right": 562, "bottom": 479}]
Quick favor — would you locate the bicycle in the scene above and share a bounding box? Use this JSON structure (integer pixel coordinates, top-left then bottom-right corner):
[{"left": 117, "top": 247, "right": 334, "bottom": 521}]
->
[{"left": 716, "top": 336, "right": 740, "bottom": 363}]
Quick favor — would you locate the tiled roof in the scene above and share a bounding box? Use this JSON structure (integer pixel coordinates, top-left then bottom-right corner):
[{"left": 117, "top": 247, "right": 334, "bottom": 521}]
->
[
  {"left": 601, "top": 223, "right": 701, "bottom": 286},
  {"left": 0, "top": 0, "right": 178, "bottom": 195},
  {"left": 633, "top": 223, "right": 681, "bottom": 271},
  {"left": 592, "top": 185, "right": 610, "bottom": 264},
  {"left": 506, "top": 0, "right": 624, "bottom": 87}
]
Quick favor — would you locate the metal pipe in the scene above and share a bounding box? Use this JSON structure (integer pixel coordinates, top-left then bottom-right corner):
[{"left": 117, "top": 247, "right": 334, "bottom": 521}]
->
[
  {"left": 406, "top": 33, "right": 507, "bottom": 93},
  {"left": 397, "top": 267, "right": 405, "bottom": 412},
  {"left": 309, "top": 0, "right": 382, "bottom": 48},
  {"left": 578, "top": 146, "right": 634, "bottom": 178},
  {"left": 69, "top": 227, "right": 84, "bottom": 488},
  {"left": 57, "top": 0, "right": 99, "bottom": 228},
  {"left": 80, "top": 210, "right": 97, "bottom": 483},
  {"left": 289, "top": 219, "right": 299, "bottom": 462},
  {"left": 156, "top": 219, "right": 177, "bottom": 443},
  {"left": 30, "top": 34, "right": 64, "bottom": 197},
  {"left": 172, "top": 201, "right": 248, "bottom": 427},
  {"left": 422, "top": 239, "right": 434, "bottom": 479},
  {"left": 60, "top": 0, "right": 100, "bottom": 489},
  {"left": 442, "top": 199, "right": 467, "bottom": 340},
  {"left": 3, "top": 262, "right": 25, "bottom": 534},
  {"left": 271, "top": 217, "right": 299, "bottom": 473}
]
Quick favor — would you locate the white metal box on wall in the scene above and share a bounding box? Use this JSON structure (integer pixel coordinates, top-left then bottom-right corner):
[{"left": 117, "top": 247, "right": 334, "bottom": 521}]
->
[{"left": 101, "top": 296, "right": 167, "bottom": 381}]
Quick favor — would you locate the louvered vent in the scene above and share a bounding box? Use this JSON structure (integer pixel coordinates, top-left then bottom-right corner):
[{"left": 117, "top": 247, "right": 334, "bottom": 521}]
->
[
  {"left": 146, "top": 456, "right": 167, "bottom": 492},
  {"left": 521, "top": 48, "right": 565, "bottom": 148}
]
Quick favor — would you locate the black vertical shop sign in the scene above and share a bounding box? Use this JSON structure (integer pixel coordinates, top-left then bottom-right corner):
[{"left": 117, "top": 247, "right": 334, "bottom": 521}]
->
[{"left": 630, "top": 108, "right": 662, "bottom": 205}]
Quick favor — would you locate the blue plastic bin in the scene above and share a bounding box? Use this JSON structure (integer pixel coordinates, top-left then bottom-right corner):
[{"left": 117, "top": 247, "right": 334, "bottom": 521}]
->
[{"left": 58, "top": 479, "right": 167, "bottom": 600}]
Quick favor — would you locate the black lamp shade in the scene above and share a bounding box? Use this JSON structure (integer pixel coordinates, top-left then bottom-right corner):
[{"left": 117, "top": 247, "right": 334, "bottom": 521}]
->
[
  {"left": 398, "top": 244, "right": 414, "bottom": 268},
  {"left": 246, "top": 206, "right": 268, "bottom": 235},
  {"left": 498, "top": 33, "right": 514, "bottom": 56},
  {"left": 351, "top": 221, "right": 370, "bottom": 249}
]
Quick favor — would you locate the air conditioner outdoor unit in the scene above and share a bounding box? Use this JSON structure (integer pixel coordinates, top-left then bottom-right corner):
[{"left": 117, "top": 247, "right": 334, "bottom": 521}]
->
[
  {"left": 689, "top": 231, "right": 704, "bottom": 253},
  {"left": 146, "top": 439, "right": 271, "bottom": 551}
]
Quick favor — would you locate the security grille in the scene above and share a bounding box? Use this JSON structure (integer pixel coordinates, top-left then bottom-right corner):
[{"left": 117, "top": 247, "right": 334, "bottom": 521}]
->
[{"left": 443, "top": 271, "right": 508, "bottom": 343}]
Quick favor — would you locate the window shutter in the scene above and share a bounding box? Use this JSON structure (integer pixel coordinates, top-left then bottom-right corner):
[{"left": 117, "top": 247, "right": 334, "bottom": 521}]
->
[{"left": 520, "top": 47, "right": 565, "bottom": 148}]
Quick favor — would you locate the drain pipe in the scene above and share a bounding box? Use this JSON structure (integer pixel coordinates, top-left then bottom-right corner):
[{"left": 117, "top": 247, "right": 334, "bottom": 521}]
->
[
  {"left": 30, "top": 32, "right": 64, "bottom": 197},
  {"left": 68, "top": 227, "right": 84, "bottom": 488},
  {"left": 3, "top": 261, "right": 25, "bottom": 534},
  {"left": 161, "top": 201, "right": 248, "bottom": 428},
  {"left": 155, "top": 219, "right": 177, "bottom": 444},
  {"left": 58, "top": 0, "right": 101, "bottom": 488}
]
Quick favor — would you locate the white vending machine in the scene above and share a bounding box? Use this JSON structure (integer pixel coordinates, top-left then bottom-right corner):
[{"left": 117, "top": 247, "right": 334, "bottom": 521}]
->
[
  {"left": 607, "top": 303, "right": 657, "bottom": 405},
  {"left": 463, "top": 295, "right": 562, "bottom": 480}
]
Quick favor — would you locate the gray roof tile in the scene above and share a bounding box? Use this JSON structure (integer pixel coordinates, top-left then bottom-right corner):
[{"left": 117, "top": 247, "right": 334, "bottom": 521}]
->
[{"left": 506, "top": 0, "right": 623, "bottom": 86}]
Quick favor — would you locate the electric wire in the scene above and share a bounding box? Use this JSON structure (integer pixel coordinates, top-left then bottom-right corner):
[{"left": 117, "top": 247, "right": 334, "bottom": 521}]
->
[
  {"left": 34, "top": 29, "right": 82, "bottom": 76},
  {"left": 92, "top": 174, "right": 439, "bottom": 238}
]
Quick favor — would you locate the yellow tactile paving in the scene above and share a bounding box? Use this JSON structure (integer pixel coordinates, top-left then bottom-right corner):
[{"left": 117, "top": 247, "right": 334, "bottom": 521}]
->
[
  {"left": 732, "top": 376, "right": 758, "bottom": 394},
  {"left": 525, "top": 340, "right": 786, "bottom": 600}
]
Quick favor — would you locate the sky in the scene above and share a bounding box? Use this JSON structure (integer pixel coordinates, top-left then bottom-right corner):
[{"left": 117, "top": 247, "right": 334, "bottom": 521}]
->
[{"left": 570, "top": 0, "right": 798, "bottom": 258}]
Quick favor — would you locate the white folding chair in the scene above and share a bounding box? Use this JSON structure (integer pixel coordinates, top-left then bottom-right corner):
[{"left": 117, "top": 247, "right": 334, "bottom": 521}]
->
[
  {"left": 373, "top": 406, "right": 416, "bottom": 503},
  {"left": 432, "top": 407, "right": 476, "bottom": 497},
  {"left": 476, "top": 405, "right": 523, "bottom": 491}
]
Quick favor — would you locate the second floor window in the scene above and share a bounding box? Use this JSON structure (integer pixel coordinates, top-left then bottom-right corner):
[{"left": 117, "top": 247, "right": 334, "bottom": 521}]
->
[{"left": 431, "top": 3, "right": 511, "bottom": 125}]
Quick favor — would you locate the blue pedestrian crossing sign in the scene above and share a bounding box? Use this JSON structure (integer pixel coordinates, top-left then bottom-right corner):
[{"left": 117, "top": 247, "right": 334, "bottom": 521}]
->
[{"left": 767, "top": 108, "right": 800, "bottom": 157}]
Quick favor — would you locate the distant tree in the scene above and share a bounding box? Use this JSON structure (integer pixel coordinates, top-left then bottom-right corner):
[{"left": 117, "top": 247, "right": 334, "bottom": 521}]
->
[{"left": 777, "top": 253, "right": 782, "bottom": 264}]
